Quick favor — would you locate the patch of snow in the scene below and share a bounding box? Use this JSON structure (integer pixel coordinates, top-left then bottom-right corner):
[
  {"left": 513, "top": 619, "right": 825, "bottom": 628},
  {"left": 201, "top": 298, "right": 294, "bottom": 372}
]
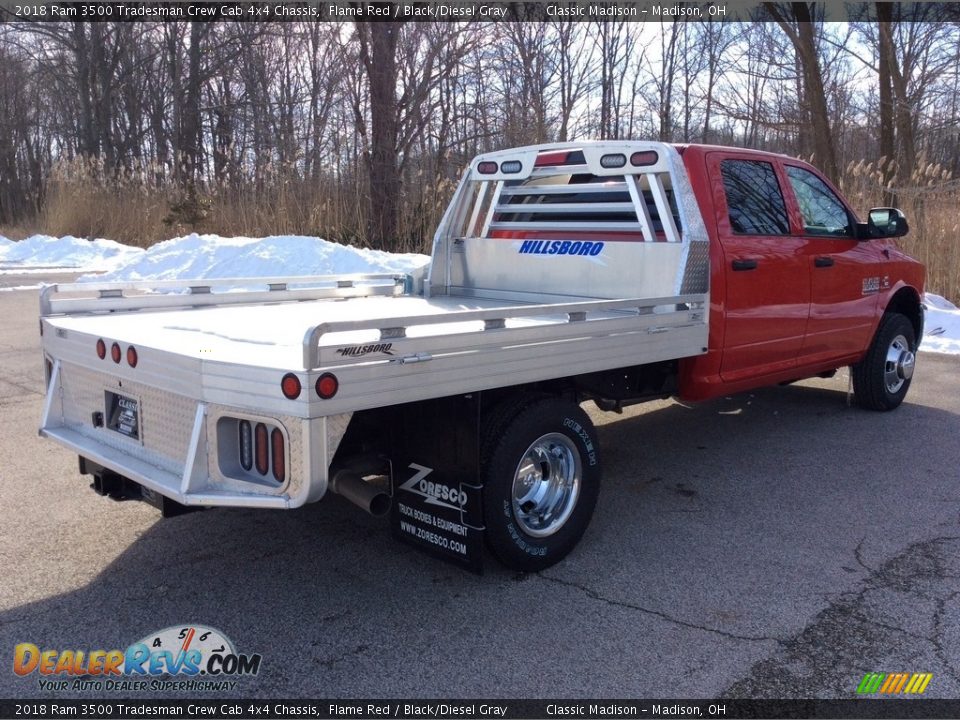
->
[
  {"left": 0, "top": 234, "right": 141, "bottom": 272},
  {"left": 81, "top": 233, "right": 429, "bottom": 282},
  {"left": 0, "top": 284, "right": 43, "bottom": 292},
  {"left": 921, "top": 293, "right": 960, "bottom": 355}
]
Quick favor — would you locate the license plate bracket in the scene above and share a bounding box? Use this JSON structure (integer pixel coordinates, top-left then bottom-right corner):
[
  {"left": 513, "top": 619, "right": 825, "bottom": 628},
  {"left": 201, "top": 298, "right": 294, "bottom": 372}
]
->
[{"left": 105, "top": 390, "right": 140, "bottom": 441}]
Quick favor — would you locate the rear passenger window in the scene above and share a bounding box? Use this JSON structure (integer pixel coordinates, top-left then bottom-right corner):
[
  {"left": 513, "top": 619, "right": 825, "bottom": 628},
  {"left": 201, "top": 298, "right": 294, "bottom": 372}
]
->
[{"left": 720, "top": 160, "right": 789, "bottom": 235}]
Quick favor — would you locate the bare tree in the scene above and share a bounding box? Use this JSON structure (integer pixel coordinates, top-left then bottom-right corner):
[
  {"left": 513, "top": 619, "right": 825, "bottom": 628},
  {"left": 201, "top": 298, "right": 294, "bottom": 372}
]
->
[{"left": 763, "top": 2, "right": 840, "bottom": 182}]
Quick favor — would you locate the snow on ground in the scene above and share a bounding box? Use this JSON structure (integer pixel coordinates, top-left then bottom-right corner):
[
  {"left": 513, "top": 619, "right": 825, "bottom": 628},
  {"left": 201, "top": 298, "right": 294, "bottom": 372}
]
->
[
  {"left": 0, "top": 234, "right": 140, "bottom": 273},
  {"left": 82, "top": 233, "right": 429, "bottom": 282},
  {"left": 922, "top": 293, "right": 960, "bottom": 355},
  {"left": 0, "top": 233, "right": 957, "bottom": 355}
]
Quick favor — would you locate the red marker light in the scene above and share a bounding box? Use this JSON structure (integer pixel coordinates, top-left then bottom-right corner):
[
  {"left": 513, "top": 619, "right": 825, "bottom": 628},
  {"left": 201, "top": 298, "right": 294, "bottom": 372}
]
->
[
  {"left": 630, "top": 151, "right": 659, "bottom": 167},
  {"left": 271, "top": 428, "right": 285, "bottom": 483},
  {"left": 534, "top": 150, "right": 570, "bottom": 167},
  {"left": 126, "top": 346, "right": 138, "bottom": 368},
  {"left": 477, "top": 161, "right": 498, "bottom": 174},
  {"left": 281, "top": 373, "right": 301, "bottom": 400},
  {"left": 316, "top": 373, "right": 339, "bottom": 399},
  {"left": 110, "top": 342, "right": 121, "bottom": 364},
  {"left": 96, "top": 339, "right": 106, "bottom": 360}
]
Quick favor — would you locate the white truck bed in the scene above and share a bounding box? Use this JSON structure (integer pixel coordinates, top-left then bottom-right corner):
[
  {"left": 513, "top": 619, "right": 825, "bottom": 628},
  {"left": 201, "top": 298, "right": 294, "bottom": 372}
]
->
[{"left": 38, "top": 141, "right": 711, "bottom": 512}]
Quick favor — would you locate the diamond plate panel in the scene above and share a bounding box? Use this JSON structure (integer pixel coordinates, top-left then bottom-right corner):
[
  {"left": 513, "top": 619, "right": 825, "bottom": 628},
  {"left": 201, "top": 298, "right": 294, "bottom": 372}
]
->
[{"left": 59, "top": 363, "right": 196, "bottom": 475}]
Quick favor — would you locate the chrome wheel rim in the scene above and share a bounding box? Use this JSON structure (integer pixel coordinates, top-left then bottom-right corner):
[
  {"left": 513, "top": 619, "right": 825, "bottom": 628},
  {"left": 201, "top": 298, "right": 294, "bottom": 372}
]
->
[
  {"left": 884, "top": 333, "right": 915, "bottom": 394},
  {"left": 511, "top": 433, "right": 581, "bottom": 538}
]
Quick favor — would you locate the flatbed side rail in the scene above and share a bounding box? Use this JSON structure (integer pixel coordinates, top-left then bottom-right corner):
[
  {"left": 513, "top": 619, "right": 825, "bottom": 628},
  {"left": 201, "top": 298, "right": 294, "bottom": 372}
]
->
[
  {"left": 302, "top": 293, "right": 706, "bottom": 369},
  {"left": 40, "top": 273, "right": 412, "bottom": 316}
]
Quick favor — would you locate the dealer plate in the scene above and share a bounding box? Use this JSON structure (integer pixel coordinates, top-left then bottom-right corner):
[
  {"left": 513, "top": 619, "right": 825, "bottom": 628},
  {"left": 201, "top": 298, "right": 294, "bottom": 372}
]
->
[{"left": 105, "top": 390, "right": 140, "bottom": 441}]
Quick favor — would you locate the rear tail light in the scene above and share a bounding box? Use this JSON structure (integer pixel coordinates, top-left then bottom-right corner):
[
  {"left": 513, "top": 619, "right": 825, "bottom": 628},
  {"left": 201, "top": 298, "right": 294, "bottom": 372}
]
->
[
  {"left": 254, "top": 423, "right": 269, "bottom": 475},
  {"left": 477, "top": 161, "right": 498, "bottom": 174},
  {"left": 96, "top": 339, "right": 106, "bottom": 360},
  {"left": 110, "top": 342, "right": 121, "bottom": 364},
  {"left": 316, "top": 373, "right": 339, "bottom": 399},
  {"left": 126, "top": 346, "right": 138, "bottom": 368},
  {"left": 238, "top": 420, "right": 253, "bottom": 471},
  {"left": 271, "top": 428, "right": 285, "bottom": 483}
]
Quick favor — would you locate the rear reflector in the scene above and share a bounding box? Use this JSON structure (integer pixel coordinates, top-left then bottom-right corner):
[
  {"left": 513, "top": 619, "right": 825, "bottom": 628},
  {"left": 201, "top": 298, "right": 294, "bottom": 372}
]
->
[
  {"left": 630, "top": 151, "right": 659, "bottom": 167},
  {"left": 110, "top": 342, "right": 121, "bottom": 364},
  {"left": 96, "top": 339, "right": 106, "bottom": 360},
  {"left": 238, "top": 420, "right": 253, "bottom": 471},
  {"left": 316, "top": 373, "right": 339, "bottom": 399},
  {"left": 477, "top": 161, "right": 498, "bottom": 174},
  {"left": 126, "top": 346, "right": 138, "bottom": 368},
  {"left": 254, "top": 423, "right": 269, "bottom": 475},
  {"left": 271, "top": 428, "right": 285, "bottom": 483},
  {"left": 281, "top": 373, "right": 301, "bottom": 399}
]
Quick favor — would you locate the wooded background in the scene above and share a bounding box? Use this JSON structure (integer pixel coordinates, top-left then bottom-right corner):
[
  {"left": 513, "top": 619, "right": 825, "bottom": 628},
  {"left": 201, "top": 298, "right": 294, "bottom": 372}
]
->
[{"left": 0, "top": 5, "right": 958, "bottom": 298}]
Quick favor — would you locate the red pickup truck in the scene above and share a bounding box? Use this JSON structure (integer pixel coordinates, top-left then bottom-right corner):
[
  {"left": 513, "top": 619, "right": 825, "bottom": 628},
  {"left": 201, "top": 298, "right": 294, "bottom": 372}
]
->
[{"left": 39, "top": 141, "right": 924, "bottom": 572}]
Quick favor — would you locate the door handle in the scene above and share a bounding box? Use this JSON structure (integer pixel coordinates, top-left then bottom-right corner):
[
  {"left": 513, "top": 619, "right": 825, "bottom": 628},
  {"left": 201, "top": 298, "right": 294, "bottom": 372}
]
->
[
  {"left": 732, "top": 259, "right": 758, "bottom": 271},
  {"left": 814, "top": 256, "right": 835, "bottom": 268}
]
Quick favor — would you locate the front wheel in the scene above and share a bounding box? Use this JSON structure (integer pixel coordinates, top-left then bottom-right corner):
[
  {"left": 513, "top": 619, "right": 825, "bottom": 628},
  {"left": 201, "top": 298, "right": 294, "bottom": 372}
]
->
[
  {"left": 852, "top": 312, "right": 917, "bottom": 411},
  {"left": 480, "top": 396, "right": 601, "bottom": 572}
]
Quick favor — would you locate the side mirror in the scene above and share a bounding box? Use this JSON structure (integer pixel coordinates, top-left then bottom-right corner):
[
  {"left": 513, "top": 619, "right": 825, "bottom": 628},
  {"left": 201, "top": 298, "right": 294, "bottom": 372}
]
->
[{"left": 867, "top": 208, "right": 909, "bottom": 238}]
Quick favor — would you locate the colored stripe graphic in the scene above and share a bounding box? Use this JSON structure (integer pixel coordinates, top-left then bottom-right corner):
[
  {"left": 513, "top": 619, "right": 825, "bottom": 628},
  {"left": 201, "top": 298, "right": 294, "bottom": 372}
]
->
[
  {"left": 880, "top": 674, "right": 897, "bottom": 693},
  {"left": 857, "top": 672, "right": 932, "bottom": 694},
  {"left": 857, "top": 673, "right": 885, "bottom": 694}
]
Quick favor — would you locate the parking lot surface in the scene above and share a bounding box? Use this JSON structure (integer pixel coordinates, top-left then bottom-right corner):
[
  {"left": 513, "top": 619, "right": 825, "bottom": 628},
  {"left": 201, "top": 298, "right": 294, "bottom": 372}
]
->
[{"left": 1, "top": 278, "right": 958, "bottom": 700}]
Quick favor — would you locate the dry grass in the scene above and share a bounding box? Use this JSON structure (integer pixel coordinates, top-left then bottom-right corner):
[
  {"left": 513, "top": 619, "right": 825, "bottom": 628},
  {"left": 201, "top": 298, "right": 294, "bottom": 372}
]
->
[
  {"left": 6, "top": 157, "right": 452, "bottom": 255},
  {"left": 842, "top": 156, "right": 959, "bottom": 304},
  {"left": 2, "top": 155, "right": 957, "bottom": 304}
]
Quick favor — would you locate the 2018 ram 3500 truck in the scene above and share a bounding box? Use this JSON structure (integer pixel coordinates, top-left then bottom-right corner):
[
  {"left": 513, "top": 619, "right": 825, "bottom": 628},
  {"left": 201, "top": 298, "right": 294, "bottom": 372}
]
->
[{"left": 38, "top": 142, "right": 924, "bottom": 572}]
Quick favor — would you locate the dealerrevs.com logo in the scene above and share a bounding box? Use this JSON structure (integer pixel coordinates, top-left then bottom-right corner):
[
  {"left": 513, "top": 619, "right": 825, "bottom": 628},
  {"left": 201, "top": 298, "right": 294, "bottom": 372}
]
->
[{"left": 13, "top": 624, "right": 261, "bottom": 692}]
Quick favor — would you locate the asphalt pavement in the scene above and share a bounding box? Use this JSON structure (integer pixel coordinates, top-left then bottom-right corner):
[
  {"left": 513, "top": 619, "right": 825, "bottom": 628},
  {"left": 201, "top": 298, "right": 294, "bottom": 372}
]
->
[{"left": 1, "top": 277, "right": 958, "bottom": 701}]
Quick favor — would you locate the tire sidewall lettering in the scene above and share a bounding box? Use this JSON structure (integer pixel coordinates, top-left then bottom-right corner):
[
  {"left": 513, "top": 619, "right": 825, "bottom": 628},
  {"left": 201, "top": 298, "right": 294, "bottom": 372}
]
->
[
  {"left": 503, "top": 501, "right": 547, "bottom": 557},
  {"left": 563, "top": 416, "right": 597, "bottom": 466}
]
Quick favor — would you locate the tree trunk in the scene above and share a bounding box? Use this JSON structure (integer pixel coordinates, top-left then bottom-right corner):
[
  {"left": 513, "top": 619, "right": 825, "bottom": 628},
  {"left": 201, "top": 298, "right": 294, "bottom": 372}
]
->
[
  {"left": 357, "top": 21, "right": 400, "bottom": 250},
  {"left": 876, "top": 2, "right": 897, "bottom": 204}
]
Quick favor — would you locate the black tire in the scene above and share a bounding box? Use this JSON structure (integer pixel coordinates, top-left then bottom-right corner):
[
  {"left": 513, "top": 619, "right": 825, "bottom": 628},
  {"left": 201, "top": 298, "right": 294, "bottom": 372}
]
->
[
  {"left": 480, "top": 396, "right": 601, "bottom": 572},
  {"left": 852, "top": 312, "right": 917, "bottom": 411}
]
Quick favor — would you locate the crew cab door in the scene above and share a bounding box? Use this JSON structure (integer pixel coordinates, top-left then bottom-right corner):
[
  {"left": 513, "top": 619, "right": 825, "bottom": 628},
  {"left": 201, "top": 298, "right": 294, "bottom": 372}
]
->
[
  {"left": 781, "top": 163, "right": 880, "bottom": 364},
  {"left": 708, "top": 153, "right": 810, "bottom": 382}
]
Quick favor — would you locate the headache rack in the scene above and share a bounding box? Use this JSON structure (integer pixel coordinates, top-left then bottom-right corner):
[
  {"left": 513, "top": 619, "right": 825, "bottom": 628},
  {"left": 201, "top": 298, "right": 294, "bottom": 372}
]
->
[{"left": 427, "top": 141, "right": 710, "bottom": 305}]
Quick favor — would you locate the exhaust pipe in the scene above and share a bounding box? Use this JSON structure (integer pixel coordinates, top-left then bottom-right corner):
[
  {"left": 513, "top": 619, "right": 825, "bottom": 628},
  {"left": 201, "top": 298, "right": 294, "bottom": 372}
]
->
[{"left": 329, "top": 468, "right": 391, "bottom": 517}]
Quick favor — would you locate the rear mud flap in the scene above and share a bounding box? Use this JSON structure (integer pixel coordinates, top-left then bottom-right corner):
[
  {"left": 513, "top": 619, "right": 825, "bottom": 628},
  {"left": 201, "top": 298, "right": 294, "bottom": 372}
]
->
[
  {"left": 385, "top": 395, "right": 485, "bottom": 573},
  {"left": 391, "top": 466, "right": 484, "bottom": 573}
]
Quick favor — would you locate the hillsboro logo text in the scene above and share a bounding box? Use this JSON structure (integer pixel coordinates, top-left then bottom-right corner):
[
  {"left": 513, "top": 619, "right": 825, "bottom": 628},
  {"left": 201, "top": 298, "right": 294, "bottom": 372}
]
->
[
  {"left": 856, "top": 672, "right": 933, "bottom": 695},
  {"left": 13, "top": 625, "right": 261, "bottom": 692}
]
